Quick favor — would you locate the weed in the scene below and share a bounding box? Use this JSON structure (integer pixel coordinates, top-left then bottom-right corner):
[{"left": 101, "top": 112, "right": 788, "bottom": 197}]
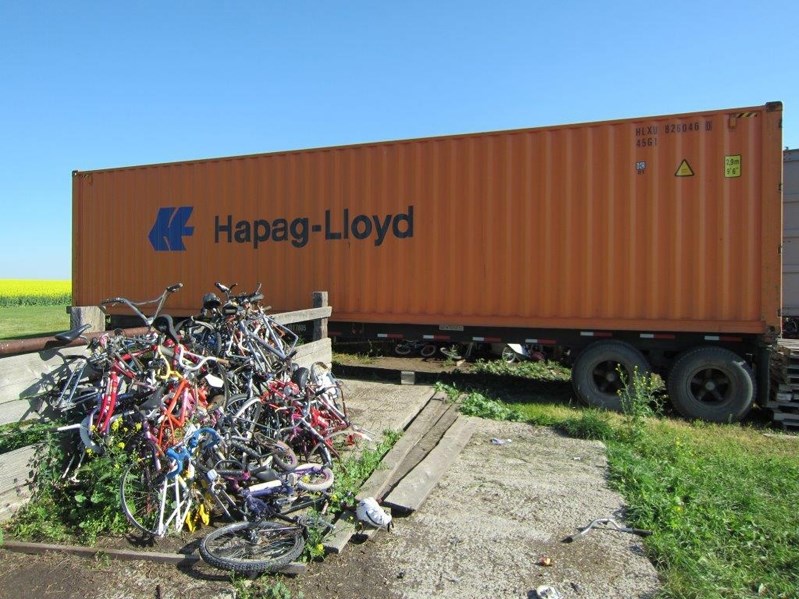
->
[
  {"left": 617, "top": 366, "right": 664, "bottom": 419},
  {"left": 300, "top": 511, "right": 331, "bottom": 562},
  {"left": 230, "top": 576, "right": 303, "bottom": 599},
  {"left": 0, "top": 421, "right": 53, "bottom": 455},
  {"left": 458, "top": 390, "right": 522, "bottom": 421},
  {"left": 93, "top": 551, "right": 111, "bottom": 569},
  {"left": 435, "top": 383, "right": 522, "bottom": 421},
  {"left": 333, "top": 351, "right": 376, "bottom": 365},
  {"left": 471, "top": 358, "right": 571, "bottom": 382},
  {"left": 331, "top": 430, "right": 401, "bottom": 504},
  {"left": 558, "top": 408, "right": 617, "bottom": 442},
  {"left": 434, "top": 381, "right": 460, "bottom": 401},
  {"left": 5, "top": 422, "right": 137, "bottom": 543},
  {"left": 615, "top": 366, "right": 665, "bottom": 443}
]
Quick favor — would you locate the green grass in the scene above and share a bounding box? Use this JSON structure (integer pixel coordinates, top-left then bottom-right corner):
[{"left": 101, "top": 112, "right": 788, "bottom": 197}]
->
[
  {"left": 437, "top": 363, "right": 799, "bottom": 599},
  {"left": 0, "top": 304, "right": 71, "bottom": 340}
]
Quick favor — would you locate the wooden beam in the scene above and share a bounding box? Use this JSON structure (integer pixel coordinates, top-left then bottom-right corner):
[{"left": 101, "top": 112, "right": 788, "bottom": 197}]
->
[
  {"left": 269, "top": 307, "right": 332, "bottom": 326},
  {"left": 0, "top": 540, "right": 307, "bottom": 574}
]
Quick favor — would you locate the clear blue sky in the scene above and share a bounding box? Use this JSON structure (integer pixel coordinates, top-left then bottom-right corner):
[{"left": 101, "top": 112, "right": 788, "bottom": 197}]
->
[{"left": 1, "top": 0, "right": 797, "bottom": 280}]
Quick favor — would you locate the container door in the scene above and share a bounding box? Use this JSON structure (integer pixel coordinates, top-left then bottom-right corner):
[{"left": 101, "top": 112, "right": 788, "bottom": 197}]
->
[{"left": 784, "top": 150, "right": 799, "bottom": 316}]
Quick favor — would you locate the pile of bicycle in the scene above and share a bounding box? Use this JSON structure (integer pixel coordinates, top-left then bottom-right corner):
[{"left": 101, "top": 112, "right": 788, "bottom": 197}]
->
[{"left": 37, "top": 282, "right": 372, "bottom": 573}]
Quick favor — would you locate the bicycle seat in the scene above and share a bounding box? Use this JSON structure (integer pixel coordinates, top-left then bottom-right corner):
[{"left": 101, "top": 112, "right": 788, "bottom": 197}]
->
[
  {"left": 250, "top": 466, "right": 280, "bottom": 483},
  {"left": 54, "top": 323, "right": 92, "bottom": 343},
  {"left": 152, "top": 314, "right": 180, "bottom": 344}
]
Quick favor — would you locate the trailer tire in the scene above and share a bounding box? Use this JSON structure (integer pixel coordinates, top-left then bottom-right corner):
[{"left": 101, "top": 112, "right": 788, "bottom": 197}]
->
[
  {"left": 666, "top": 346, "right": 755, "bottom": 423},
  {"left": 572, "top": 341, "right": 650, "bottom": 411}
]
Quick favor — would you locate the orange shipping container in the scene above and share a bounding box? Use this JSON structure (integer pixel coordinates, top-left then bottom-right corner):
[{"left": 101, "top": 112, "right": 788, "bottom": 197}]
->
[
  {"left": 73, "top": 102, "right": 784, "bottom": 424},
  {"left": 73, "top": 102, "right": 782, "bottom": 336}
]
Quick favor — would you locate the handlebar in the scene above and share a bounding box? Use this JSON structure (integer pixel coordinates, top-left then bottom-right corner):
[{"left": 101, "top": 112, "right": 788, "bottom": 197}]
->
[
  {"left": 156, "top": 344, "right": 228, "bottom": 376},
  {"left": 215, "top": 281, "right": 264, "bottom": 305},
  {"left": 562, "top": 518, "right": 652, "bottom": 543},
  {"left": 100, "top": 283, "right": 183, "bottom": 327},
  {"left": 165, "top": 427, "right": 221, "bottom": 478}
]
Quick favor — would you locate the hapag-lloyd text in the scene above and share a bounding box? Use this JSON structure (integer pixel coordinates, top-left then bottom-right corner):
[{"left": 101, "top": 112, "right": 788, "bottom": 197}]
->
[{"left": 214, "top": 206, "right": 414, "bottom": 249}]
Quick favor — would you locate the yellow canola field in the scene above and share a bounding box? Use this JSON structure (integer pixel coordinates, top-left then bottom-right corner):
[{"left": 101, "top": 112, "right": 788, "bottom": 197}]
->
[{"left": 0, "top": 279, "right": 71, "bottom": 306}]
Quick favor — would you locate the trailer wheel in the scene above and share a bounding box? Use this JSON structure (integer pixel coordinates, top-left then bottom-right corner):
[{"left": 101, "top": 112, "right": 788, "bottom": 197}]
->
[
  {"left": 572, "top": 341, "right": 650, "bottom": 411},
  {"left": 666, "top": 347, "right": 755, "bottom": 423}
]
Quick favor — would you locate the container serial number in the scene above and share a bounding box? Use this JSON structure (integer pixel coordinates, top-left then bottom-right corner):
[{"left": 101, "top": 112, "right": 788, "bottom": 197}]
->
[{"left": 664, "top": 121, "right": 713, "bottom": 134}]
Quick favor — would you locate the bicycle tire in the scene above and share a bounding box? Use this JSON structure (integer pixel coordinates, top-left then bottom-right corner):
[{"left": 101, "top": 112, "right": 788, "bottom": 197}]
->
[
  {"left": 294, "top": 463, "right": 335, "bottom": 492},
  {"left": 253, "top": 432, "right": 298, "bottom": 472},
  {"left": 394, "top": 341, "right": 412, "bottom": 356},
  {"left": 228, "top": 395, "right": 263, "bottom": 437},
  {"left": 199, "top": 520, "right": 304, "bottom": 573},
  {"left": 119, "top": 452, "right": 169, "bottom": 536},
  {"left": 419, "top": 343, "right": 438, "bottom": 358}
]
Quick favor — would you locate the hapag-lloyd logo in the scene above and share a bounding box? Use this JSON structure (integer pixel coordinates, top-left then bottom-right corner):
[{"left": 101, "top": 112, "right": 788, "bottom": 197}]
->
[
  {"left": 214, "top": 206, "right": 414, "bottom": 249},
  {"left": 149, "top": 207, "right": 194, "bottom": 251},
  {"left": 148, "top": 205, "right": 414, "bottom": 251}
]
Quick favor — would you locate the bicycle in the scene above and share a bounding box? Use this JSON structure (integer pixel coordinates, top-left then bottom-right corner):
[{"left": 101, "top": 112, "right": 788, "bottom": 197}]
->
[
  {"left": 119, "top": 426, "right": 221, "bottom": 537},
  {"left": 394, "top": 339, "right": 438, "bottom": 358},
  {"left": 198, "top": 471, "right": 335, "bottom": 573}
]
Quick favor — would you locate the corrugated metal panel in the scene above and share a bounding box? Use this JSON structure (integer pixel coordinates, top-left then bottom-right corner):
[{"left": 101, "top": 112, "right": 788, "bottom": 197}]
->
[
  {"left": 73, "top": 103, "right": 783, "bottom": 334},
  {"left": 783, "top": 149, "right": 799, "bottom": 315}
]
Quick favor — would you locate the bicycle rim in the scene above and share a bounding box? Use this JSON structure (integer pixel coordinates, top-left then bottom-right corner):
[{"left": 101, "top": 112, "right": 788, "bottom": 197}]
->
[
  {"left": 254, "top": 433, "right": 298, "bottom": 472},
  {"left": 419, "top": 344, "right": 437, "bottom": 358},
  {"left": 294, "top": 464, "right": 335, "bottom": 492},
  {"left": 199, "top": 520, "right": 304, "bottom": 573},
  {"left": 120, "top": 458, "right": 168, "bottom": 536}
]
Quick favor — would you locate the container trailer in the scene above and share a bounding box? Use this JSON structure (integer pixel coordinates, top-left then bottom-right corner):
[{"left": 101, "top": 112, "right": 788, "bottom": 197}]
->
[{"left": 73, "top": 101, "right": 784, "bottom": 422}]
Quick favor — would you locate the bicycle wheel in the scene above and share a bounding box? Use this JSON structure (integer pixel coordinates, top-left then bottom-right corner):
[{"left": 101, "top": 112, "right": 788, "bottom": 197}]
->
[
  {"left": 419, "top": 343, "right": 438, "bottom": 358},
  {"left": 394, "top": 341, "right": 412, "bottom": 356},
  {"left": 253, "top": 432, "right": 298, "bottom": 472},
  {"left": 227, "top": 395, "right": 263, "bottom": 437},
  {"left": 119, "top": 451, "right": 169, "bottom": 536},
  {"left": 501, "top": 345, "right": 519, "bottom": 364},
  {"left": 294, "top": 463, "right": 334, "bottom": 492},
  {"left": 199, "top": 520, "right": 304, "bottom": 573}
]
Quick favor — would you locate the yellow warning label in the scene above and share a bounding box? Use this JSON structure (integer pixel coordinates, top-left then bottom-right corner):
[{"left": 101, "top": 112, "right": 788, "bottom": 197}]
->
[
  {"left": 725, "top": 154, "right": 742, "bottom": 178},
  {"left": 675, "top": 159, "right": 694, "bottom": 177}
]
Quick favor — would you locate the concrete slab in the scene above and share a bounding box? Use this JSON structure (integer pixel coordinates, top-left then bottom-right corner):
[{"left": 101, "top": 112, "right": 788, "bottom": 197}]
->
[
  {"left": 383, "top": 416, "right": 477, "bottom": 513},
  {"left": 357, "top": 394, "right": 451, "bottom": 502},
  {"left": 338, "top": 378, "right": 436, "bottom": 440}
]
